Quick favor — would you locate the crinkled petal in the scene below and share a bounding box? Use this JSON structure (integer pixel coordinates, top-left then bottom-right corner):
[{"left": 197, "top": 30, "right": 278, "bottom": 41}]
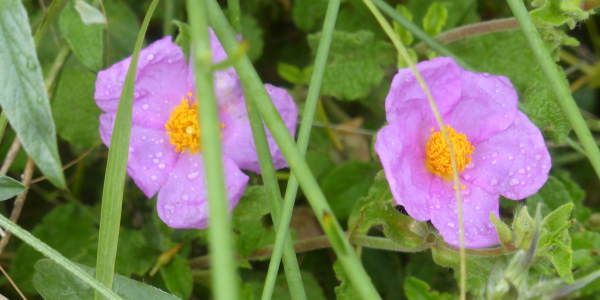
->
[
  {"left": 221, "top": 84, "right": 298, "bottom": 173},
  {"left": 462, "top": 112, "right": 551, "bottom": 200},
  {"left": 157, "top": 154, "right": 248, "bottom": 229},
  {"left": 445, "top": 71, "right": 518, "bottom": 144},
  {"left": 374, "top": 102, "right": 435, "bottom": 221},
  {"left": 95, "top": 36, "right": 189, "bottom": 130},
  {"left": 385, "top": 57, "right": 462, "bottom": 123},
  {"left": 429, "top": 178, "right": 500, "bottom": 248},
  {"left": 99, "top": 113, "right": 178, "bottom": 197}
]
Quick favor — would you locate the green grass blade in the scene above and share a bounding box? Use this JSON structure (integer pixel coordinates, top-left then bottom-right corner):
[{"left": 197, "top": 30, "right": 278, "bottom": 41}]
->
[
  {"left": 507, "top": 0, "right": 600, "bottom": 181},
  {"left": 94, "top": 0, "right": 160, "bottom": 298},
  {"left": 0, "top": 213, "right": 122, "bottom": 299},
  {"left": 264, "top": 0, "right": 340, "bottom": 297},
  {"left": 187, "top": 1, "right": 239, "bottom": 299},
  {"left": 246, "top": 95, "right": 306, "bottom": 300},
  {"left": 206, "top": 1, "right": 381, "bottom": 299}
]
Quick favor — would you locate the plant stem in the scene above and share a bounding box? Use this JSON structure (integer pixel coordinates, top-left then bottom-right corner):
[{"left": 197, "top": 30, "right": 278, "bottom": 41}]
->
[
  {"left": 227, "top": 0, "right": 241, "bottom": 31},
  {"left": 162, "top": 0, "right": 174, "bottom": 35},
  {"left": 205, "top": 1, "right": 381, "bottom": 299},
  {"left": 361, "top": 1, "right": 467, "bottom": 299},
  {"left": 94, "top": 1, "right": 159, "bottom": 298},
  {"left": 507, "top": 0, "right": 600, "bottom": 181},
  {"left": 33, "top": 0, "right": 67, "bottom": 47},
  {"left": 264, "top": 0, "right": 341, "bottom": 296},
  {"left": 0, "top": 213, "right": 121, "bottom": 299},
  {"left": 187, "top": 1, "right": 239, "bottom": 299}
]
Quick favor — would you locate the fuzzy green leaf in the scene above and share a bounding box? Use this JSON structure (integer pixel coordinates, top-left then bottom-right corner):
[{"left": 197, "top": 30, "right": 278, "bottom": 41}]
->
[
  {"left": 59, "top": 0, "right": 103, "bottom": 71},
  {"left": 277, "top": 62, "right": 304, "bottom": 85},
  {"left": 392, "top": 5, "right": 414, "bottom": 45},
  {"left": 404, "top": 276, "right": 453, "bottom": 300},
  {"left": 74, "top": 0, "right": 106, "bottom": 24},
  {"left": 447, "top": 30, "right": 571, "bottom": 140},
  {"left": 530, "top": 0, "right": 590, "bottom": 28},
  {"left": 0, "top": 0, "right": 66, "bottom": 188},
  {"left": 422, "top": 2, "right": 448, "bottom": 36},
  {"left": 513, "top": 206, "right": 535, "bottom": 250},
  {"left": 159, "top": 255, "right": 193, "bottom": 299},
  {"left": 292, "top": 0, "right": 328, "bottom": 32},
  {"left": 232, "top": 186, "right": 275, "bottom": 257},
  {"left": 320, "top": 161, "right": 378, "bottom": 220},
  {"left": 490, "top": 213, "right": 513, "bottom": 248},
  {"left": 52, "top": 58, "right": 101, "bottom": 149},
  {"left": 307, "top": 30, "right": 394, "bottom": 100},
  {"left": 538, "top": 203, "right": 574, "bottom": 282},
  {"left": 0, "top": 175, "right": 25, "bottom": 201},
  {"left": 33, "top": 259, "right": 178, "bottom": 300}
]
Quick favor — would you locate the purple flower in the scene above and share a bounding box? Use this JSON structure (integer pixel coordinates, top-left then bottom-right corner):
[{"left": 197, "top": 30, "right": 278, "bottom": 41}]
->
[
  {"left": 94, "top": 34, "right": 297, "bottom": 229},
  {"left": 375, "top": 57, "right": 551, "bottom": 248}
]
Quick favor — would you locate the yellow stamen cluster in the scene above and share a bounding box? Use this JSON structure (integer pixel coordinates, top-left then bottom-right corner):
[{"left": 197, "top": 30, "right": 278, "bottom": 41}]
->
[
  {"left": 165, "top": 96, "right": 201, "bottom": 153},
  {"left": 425, "top": 125, "right": 474, "bottom": 179}
]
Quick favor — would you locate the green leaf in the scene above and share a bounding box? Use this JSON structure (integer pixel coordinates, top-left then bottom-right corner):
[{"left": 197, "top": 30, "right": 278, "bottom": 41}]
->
[
  {"left": 242, "top": 271, "right": 327, "bottom": 300},
  {"left": 59, "top": 0, "right": 104, "bottom": 71},
  {"left": 277, "top": 62, "right": 304, "bottom": 85},
  {"left": 431, "top": 244, "right": 505, "bottom": 296},
  {"left": 74, "top": 0, "right": 106, "bottom": 25},
  {"left": 528, "top": 174, "right": 590, "bottom": 221},
  {"left": 173, "top": 20, "right": 190, "bottom": 58},
  {"left": 159, "top": 255, "right": 193, "bottom": 299},
  {"left": 404, "top": 276, "right": 453, "bottom": 300},
  {"left": 538, "top": 203, "right": 574, "bottom": 282},
  {"left": 0, "top": 175, "right": 25, "bottom": 201},
  {"left": 422, "top": 2, "right": 448, "bottom": 37},
  {"left": 348, "top": 172, "right": 429, "bottom": 250},
  {"left": 0, "top": 0, "right": 66, "bottom": 188},
  {"left": 392, "top": 5, "right": 414, "bottom": 46},
  {"left": 33, "top": 259, "right": 178, "bottom": 300},
  {"left": 490, "top": 213, "right": 513, "bottom": 248},
  {"left": 292, "top": 0, "right": 328, "bottom": 32},
  {"left": 407, "top": 0, "right": 479, "bottom": 29},
  {"left": 447, "top": 30, "right": 571, "bottom": 140},
  {"left": 530, "top": 0, "right": 590, "bottom": 28},
  {"left": 320, "top": 161, "right": 378, "bottom": 220},
  {"left": 116, "top": 229, "right": 156, "bottom": 277},
  {"left": 104, "top": 0, "right": 139, "bottom": 62},
  {"left": 333, "top": 260, "right": 359, "bottom": 300},
  {"left": 52, "top": 58, "right": 101, "bottom": 149},
  {"left": 307, "top": 30, "right": 394, "bottom": 100},
  {"left": 513, "top": 206, "right": 535, "bottom": 249},
  {"left": 240, "top": 14, "right": 263, "bottom": 61},
  {"left": 11, "top": 203, "right": 97, "bottom": 293},
  {"left": 232, "top": 186, "right": 274, "bottom": 257}
]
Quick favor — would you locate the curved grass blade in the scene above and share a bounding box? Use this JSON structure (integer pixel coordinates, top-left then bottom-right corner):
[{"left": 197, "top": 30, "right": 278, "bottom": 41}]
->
[
  {"left": 94, "top": 0, "right": 160, "bottom": 298},
  {"left": 0, "top": 0, "right": 66, "bottom": 188}
]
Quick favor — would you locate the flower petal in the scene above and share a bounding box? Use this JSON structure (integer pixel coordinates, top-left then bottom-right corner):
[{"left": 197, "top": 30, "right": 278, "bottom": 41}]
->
[
  {"left": 94, "top": 36, "right": 189, "bottom": 130},
  {"left": 156, "top": 154, "right": 249, "bottom": 229},
  {"left": 385, "top": 57, "right": 462, "bottom": 123},
  {"left": 429, "top": 179, "right": 500, "bottom": 248},
  {"left": 99, "top": 113, "right": 178, "bottom": 197},
  {"left": 374, "top": 102, "right": 434, "bottom": 221},
  {"left": 445, "top": 71, "right": 518, "bottom": 144},
  {"left": 221, "top": 84, "right": 298, "bottom": 173},
  {"left": 462, "top": 112, "right": 551, "bottom": 200}
]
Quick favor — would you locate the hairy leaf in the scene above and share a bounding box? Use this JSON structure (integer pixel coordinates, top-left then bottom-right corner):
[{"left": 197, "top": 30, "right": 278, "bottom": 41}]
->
[
  {"left": 159, "top": 255, "right": 193, "bottom": 299},
  {"left": 292, "top": 0, "right": 328, "bottom": 32},
  {"left": 59, "top": 0, "right": 104, "bottom": 71},
  {"left": 308, "top": 30, "right": 394, "bottom": 100},
  {"left": 404, "top": 276, "right": 453, "bottom": 300},
  {"left": 232, "top": 186, "right": 274, "bottom": 257}
]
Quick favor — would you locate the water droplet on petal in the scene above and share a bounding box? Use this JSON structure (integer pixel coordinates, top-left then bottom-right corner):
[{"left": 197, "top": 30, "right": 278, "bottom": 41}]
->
[
  {"left": 447, "top": 222, "right": 455, "bottom": 228},
  {"left": 142, "top": 104, "right": 149, "bottom": 110},
  {"left": 158, "top": 163, "right": 165, "bottom": 169},
  {"left": 187, "top": 172, "right": 199, "bottom": 179},
  {"left": 490, "top": 179, "right": 498, "bottom": 186},
  {"left": 518, "top": 168, "right": 525, "bottom": 174},
  {"left": 147, "top": 53, "right": 155, "bottom": 61},
  {"left": 151, "top": 175, "right": 158, "bottom": 181},
  {"left": 509, "top": 178, "right": 519, "bottom": 186}
]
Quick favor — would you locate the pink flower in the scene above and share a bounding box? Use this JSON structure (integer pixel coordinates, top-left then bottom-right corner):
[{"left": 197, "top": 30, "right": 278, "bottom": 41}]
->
[
  {"left": 375, "top": 57, "right": 551, "bottom": 248},
  {"left": 94, "top": 34, "right": 297, "bottom": 229}
]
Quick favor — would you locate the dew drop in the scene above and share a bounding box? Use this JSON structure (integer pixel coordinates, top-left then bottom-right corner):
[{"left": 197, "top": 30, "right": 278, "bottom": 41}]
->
[
  {"left": 147, "top": 53, "right": 155, "bottom": 61},
  {"left": 142, "top": 104, "right": 149, "bottom": 110},
  {"left": 156, "top": 152, "right": 163, "bottom": 157},
  {"left": 509, "top": 178, "right": 519, "bottom": 186},
  {"left": 518, "top": 168, "right": 525, "bottom": 174},
  {"left": 447, "top": 222, "right": 455, "bottom": 228},
  {"left": 158, "top": 163, "right": 165, "bottom": 169},
  {"left": 187, "top": 172, "right": 199, "bottom": 179},
  {"left": 490, "top": 178, "right": 498, "bottom": 186},
  {"left": 152, "top": 158, "right": 159, "bottom": 164},
  {"left": 151, "top": 175, "right": 158, "bottom": 181},
  {"left": 508, "top": 155, "right": 514, "bottom": 161}
]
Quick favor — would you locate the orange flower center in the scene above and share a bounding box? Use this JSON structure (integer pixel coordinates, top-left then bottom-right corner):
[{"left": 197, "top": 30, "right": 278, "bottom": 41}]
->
[
  {"left": 165, "top": 95, "right": 201, "bottom": 153},
  {"left": 425, "top": 125, "right": 474, "bottom": 179}
]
